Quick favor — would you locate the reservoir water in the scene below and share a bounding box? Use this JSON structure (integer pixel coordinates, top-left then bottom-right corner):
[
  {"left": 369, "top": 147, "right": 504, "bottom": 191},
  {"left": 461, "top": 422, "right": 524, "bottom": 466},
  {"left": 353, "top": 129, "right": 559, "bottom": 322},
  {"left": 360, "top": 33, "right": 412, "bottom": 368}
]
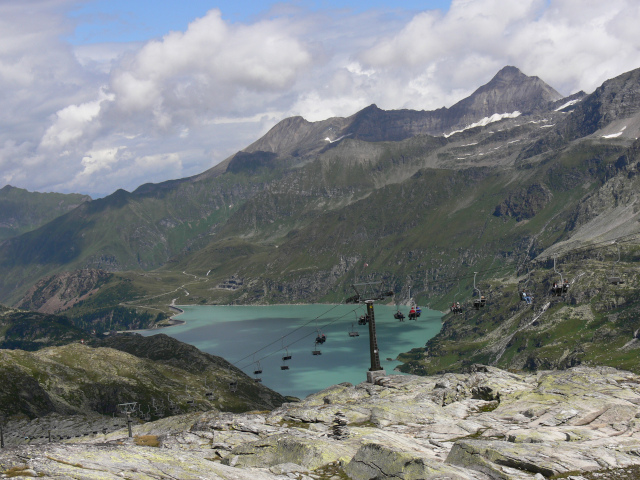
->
[{"left": 141, "top": 304, "right": 442, "bottom": 398}]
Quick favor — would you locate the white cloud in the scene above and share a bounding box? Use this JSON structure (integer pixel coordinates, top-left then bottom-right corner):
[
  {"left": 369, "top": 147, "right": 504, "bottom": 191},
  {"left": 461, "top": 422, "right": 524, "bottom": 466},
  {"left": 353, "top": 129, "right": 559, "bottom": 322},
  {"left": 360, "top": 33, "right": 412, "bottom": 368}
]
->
[
  {"left": 109, "top": 10, "right": 312, "bottom": 125},
  {"left": 80, "top": 147, "right": 122, "bottom": 175},
  {"left": 357, "top": 0, "right": 640, "bottom": 99},
  {"left": 40, "top": 89, "right": 115, "bottom": 150},
  {"left": 2, "top": 0, "right": 640, "bottom": 197}
]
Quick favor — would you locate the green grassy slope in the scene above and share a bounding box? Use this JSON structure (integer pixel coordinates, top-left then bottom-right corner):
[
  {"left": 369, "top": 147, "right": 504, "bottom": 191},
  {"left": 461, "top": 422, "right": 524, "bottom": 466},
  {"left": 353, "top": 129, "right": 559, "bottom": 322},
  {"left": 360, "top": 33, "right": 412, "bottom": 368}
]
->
[
  {"left": 0, "top": 171, "right": 279, "bottom": 304},
  {"left": 171, "top": 135, "right": 630, "bottom": 307},
  {"left": 0, "top": 185, "right": 91, "bottom": 241},
  {"left": 397, "top": 247, "right": 640, "bottom": 376}
]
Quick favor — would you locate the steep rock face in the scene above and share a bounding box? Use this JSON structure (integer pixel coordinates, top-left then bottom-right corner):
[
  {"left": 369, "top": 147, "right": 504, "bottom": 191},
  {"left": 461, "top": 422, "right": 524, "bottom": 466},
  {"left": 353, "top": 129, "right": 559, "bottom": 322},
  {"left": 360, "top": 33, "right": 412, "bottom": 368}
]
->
[
  {"left": 227, "top": 150, "right": 280, "bottom": 173},
  {"left": 449, "top": 65, "right": 562, "bottom": 126},
  {"left": 572, "top": 66, "right": 640, "bottom": 135},
  {"left": 559, "top": 155, "right": 640, "bottom": 242},
  {"left": 522, "top": 66, "right": 640, "bottom": 158}
]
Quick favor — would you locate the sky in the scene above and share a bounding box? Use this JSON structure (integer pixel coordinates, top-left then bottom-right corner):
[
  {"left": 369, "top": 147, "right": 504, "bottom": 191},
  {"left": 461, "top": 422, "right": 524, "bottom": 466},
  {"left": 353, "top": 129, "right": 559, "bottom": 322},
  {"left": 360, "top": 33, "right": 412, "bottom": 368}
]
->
[{"left": 2, "top": 0, "right": 640, "bottom": 198}]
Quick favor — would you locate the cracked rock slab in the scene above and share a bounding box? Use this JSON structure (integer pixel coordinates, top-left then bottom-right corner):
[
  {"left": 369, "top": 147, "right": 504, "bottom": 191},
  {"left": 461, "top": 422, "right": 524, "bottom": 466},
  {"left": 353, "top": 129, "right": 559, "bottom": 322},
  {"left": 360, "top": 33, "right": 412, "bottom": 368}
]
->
[
  {"left": 0, "top": 443, "right": 281, "bottom": 480},
  {"left": 446, "top": 438, "right": 640, "bottom": 478},
  {"left": 221, "top": 433, "right": 348, "bottom": 470},
  {"left": 344, "top": 442, "right": 478, "bottom": 480}
]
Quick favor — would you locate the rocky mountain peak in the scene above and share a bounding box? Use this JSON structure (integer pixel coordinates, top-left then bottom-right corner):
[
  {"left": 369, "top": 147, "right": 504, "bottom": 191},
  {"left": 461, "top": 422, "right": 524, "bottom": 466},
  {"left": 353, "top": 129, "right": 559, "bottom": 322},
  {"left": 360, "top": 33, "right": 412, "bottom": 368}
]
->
[
  {"left": 449, "top": 65, "right": 563, "bottom": 124},
  {"left": 488, "top": 65, "right": 527, "bottom": 84},
  {"left": 226, "top": 66, "right": 564, "bottom": 164},
  {"left": 526, "top": 65, "right": 640, "bottom": 149}
]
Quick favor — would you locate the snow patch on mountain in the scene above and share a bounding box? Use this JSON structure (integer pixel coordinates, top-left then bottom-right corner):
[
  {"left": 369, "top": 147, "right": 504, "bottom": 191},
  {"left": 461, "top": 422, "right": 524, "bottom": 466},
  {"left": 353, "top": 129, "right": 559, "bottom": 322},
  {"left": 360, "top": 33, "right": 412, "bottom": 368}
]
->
[
  {"left": 444, "top": 112, "right": 521, "bottom": 138},
  {"left": 325, "top": 133, "right": 352, "bottom": 143},
  {"left": 602, "top": 126, "right": 627, "bottom": 138},
  {"left": 554, "top": 99, "right": 581, "bottom": 111}
]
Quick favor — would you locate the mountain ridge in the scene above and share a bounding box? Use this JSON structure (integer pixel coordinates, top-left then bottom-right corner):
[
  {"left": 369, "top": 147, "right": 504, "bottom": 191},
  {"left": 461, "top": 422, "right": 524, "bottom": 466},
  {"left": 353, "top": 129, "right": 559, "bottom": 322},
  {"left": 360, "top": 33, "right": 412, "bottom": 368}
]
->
[
  {"left": 0, "top": 185, "right": 91, "bottom": 241},
  {"left": 0, "top": 66, "right": 639, "bottom": 353},
  {"left": 239, "top": 65, "right": 562, "bottom": 162}
]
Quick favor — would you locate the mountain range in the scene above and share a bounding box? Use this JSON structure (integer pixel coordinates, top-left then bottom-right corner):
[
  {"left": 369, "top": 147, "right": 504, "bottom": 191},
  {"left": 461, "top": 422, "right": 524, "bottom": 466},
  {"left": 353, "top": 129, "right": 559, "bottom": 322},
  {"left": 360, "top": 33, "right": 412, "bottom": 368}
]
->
[
  {"left": 0, "top": 185, "right": 90, "bottom": 241},
  {"left": 1, "top": 65, "right": 640, "bottom": 377}
]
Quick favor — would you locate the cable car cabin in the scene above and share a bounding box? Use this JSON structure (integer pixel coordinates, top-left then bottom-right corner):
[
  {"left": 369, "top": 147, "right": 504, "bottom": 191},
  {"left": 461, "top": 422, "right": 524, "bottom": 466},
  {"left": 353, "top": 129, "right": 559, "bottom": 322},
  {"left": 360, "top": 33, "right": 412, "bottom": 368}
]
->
[
  {"left": 473, "top": 296, "right": 486, "bottom": 310},
  {"left": 254, "top": 377, "right": 262, "bottom": 383},
  {"left": 316, "top": 333, "right": 326, "bottom": 344},
  {"left": 394, "top": 311, "right": 405, "bottom": 321},
  {"left": 408, "top": 306, "right": 417, "bottom": 320},
  {"left": 551, "top": 281, "right": 570, "bottom": 296},
  {"left": 450, "top": 303, "right": 462, "bottom": 314},
  {"left": 415, "top": 307, "right": 422, "bottom": 317},
  {"left": 281, "top": 349, "right": 292, "bottom": 368},
  {"left": 311, "top": 335, "right": 326, "bottom": 355},
  {"left": 358, "top": 315, "right": 368, "bottom": 325},
  {"left": 348, "top": 324, "right": 360, "bottom": 337}
]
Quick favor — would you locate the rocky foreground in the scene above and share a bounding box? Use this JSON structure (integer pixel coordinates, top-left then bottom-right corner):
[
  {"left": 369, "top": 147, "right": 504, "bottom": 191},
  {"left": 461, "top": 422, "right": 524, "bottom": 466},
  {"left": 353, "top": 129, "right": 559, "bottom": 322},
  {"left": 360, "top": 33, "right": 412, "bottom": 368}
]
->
[{"left": 4, "top": 365, "right": 640, "bottom": 479}]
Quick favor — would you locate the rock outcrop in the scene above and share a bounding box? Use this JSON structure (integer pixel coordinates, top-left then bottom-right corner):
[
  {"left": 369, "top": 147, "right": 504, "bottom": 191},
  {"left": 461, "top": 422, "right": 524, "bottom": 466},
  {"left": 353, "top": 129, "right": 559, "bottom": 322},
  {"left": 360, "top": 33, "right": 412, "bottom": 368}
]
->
[
  {"left": 4, "top": 366, "right": 640, "bottom": 479},
  {"left": 16, "top": 269, "right": 111, "bottom": 314},
  {"left": 0, "top": 340, "right": 286, "bottom": 419}
]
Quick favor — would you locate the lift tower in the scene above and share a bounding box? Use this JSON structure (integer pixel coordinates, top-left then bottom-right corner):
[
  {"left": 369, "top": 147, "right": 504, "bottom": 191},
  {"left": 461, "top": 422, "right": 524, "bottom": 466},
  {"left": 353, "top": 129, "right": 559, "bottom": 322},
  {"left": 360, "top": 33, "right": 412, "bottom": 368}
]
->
[{"left": 346, "top": 282, "right": 394, "bottom": 383}]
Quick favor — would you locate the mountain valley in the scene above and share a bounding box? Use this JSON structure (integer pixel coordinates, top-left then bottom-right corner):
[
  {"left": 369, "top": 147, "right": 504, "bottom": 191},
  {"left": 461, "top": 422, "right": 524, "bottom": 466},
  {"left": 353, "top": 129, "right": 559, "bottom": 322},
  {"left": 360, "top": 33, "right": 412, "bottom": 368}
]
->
[
  {"left": 0, "top": 68, "right": 638, "bottom": 382},
  {"left": 1, "top": 63, "right": 640, "bottom": 479},
  {"left": 0, "top": 65, "right": 639, "bottom": 376}
]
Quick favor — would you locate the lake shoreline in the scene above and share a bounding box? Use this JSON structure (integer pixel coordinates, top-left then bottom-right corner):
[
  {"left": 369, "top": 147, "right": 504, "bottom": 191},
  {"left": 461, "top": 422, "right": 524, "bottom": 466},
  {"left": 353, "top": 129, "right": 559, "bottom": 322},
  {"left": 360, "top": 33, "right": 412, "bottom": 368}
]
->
[
  {"left": 141, "top": 304, "right": 443, "bottom": 398},
  {"left": 154, "top": 302, "right": 445, "bottom": 332}
]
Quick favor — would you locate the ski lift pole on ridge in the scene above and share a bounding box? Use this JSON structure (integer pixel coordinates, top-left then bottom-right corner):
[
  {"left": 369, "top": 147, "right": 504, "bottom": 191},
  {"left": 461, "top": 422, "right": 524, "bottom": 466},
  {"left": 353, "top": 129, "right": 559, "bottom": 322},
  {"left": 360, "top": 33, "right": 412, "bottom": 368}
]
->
[{"left": 346, "top": 282, "right": 393, "bottom": 384}]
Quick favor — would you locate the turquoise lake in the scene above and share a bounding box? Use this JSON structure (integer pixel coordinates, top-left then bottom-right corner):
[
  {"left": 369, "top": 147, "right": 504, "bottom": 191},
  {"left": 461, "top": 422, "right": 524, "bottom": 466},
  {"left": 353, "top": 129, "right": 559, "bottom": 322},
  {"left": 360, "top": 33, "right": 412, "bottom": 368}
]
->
[{"left": 141, "top": 304, "right": 442, "bottom": 398}]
